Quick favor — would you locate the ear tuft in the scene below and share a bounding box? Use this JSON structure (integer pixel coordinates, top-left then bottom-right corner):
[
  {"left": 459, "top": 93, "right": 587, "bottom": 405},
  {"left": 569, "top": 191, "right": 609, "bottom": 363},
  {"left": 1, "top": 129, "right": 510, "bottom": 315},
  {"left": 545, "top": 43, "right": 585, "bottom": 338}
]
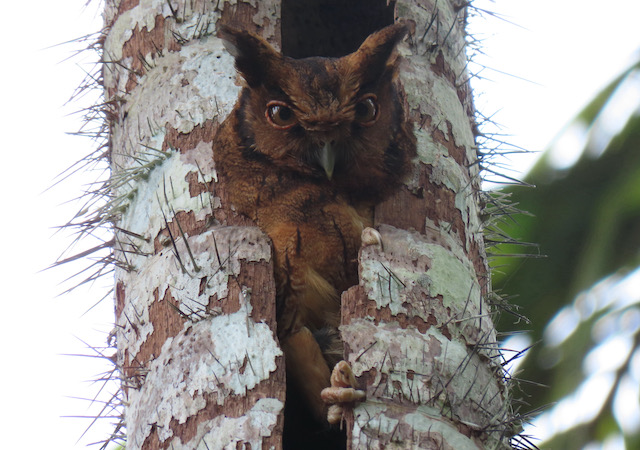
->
[
  {"left": 347, "top": 23, "right": 408, "bottom": 86},
  {"left": 217, "top": 26, "right": 282, "bottom": 87}
]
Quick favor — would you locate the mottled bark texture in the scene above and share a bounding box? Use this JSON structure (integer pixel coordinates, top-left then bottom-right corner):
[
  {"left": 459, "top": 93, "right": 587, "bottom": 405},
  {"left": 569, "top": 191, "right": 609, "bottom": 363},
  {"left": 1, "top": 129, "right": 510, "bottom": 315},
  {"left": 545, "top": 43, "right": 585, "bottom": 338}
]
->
[
  {"left": 340, "top": 1, "right": 512, "bottom": 448},
  {"left": 105, "top": 1, "right": 284, "bottom": 448},
  {"left": 104, "top": 0, "right": 511, "bottom": 448}
]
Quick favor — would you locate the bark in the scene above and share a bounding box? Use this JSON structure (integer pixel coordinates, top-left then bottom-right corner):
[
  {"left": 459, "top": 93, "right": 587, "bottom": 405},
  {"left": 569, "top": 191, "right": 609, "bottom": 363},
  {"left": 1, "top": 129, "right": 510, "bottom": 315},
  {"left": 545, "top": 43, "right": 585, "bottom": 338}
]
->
[
  {"left": 104, "top": 0, "right": 512, "bottom": 448},
  {"left": 105, "top": 1, "right": 284, "bottom": 448},
  {"left": 340, "top": 1, "right": 512, "bottom": 448}
]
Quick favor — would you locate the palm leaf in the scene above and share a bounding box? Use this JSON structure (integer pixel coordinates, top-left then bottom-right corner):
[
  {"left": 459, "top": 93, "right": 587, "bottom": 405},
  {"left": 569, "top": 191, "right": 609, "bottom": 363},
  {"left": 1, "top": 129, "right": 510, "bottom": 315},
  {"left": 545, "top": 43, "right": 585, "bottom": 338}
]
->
[{"left": 492, "top": 60, "right": 640, "bottom": 446}]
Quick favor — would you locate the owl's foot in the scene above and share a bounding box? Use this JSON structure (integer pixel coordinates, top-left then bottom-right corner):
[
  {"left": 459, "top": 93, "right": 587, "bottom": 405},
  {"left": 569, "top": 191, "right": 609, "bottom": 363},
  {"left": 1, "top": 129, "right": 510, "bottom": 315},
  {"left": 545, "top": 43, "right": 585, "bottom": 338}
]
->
[
  {"left": 321, "top": 360, "right": 366, "bottom": 424},
  {"left": 361, "top": 227, "right": 382, "bottom": 248}
]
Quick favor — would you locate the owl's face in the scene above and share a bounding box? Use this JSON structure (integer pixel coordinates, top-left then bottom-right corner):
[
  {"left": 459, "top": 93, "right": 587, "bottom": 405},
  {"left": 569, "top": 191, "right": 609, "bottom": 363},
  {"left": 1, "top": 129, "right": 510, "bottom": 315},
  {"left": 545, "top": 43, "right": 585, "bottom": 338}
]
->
[{"left": 220, "top": 25, "right": 409, "bottom": 183}]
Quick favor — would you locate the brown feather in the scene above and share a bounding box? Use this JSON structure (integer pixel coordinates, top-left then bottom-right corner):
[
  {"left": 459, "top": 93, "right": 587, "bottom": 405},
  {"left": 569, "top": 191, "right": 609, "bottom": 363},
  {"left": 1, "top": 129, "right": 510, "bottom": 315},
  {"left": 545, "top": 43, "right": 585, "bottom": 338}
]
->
[{"left": 213, "top": 23, "right": 416, "bottom": 431}]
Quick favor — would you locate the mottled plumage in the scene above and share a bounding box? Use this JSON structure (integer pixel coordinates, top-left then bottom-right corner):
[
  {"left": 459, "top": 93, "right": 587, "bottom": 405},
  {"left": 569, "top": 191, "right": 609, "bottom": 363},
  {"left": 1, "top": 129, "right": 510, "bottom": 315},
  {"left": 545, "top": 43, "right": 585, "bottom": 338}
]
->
[{"left": 213, "top": 23, "right": 416, "bottom": 445}]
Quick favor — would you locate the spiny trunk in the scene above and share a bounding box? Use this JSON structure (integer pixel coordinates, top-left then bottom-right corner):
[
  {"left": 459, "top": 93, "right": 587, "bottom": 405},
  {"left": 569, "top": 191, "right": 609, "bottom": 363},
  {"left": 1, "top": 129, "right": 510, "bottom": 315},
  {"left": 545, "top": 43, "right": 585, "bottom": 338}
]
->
[
  {"left": 337, "top": 1, "right": 512, "bottom": 448},
  {"left": 104, "top": 0, "right": 512, "bottom": 448},
  {"left": 105, "top": 1, "right": 284, "bottom": 448}
]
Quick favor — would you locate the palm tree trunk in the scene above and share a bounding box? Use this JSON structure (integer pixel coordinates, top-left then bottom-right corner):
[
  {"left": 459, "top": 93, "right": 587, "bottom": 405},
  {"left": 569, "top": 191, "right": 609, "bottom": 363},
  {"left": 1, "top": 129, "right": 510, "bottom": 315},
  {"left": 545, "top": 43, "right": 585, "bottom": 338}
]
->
[
  {"left": 339, "top": 1, "right": 513, "bottom": 447},
  {"left": 104, "top": 0, "right": 512, "bottom": 448},
  {"left": 105, "top": 1, "right": 285, "bottom": 448}
]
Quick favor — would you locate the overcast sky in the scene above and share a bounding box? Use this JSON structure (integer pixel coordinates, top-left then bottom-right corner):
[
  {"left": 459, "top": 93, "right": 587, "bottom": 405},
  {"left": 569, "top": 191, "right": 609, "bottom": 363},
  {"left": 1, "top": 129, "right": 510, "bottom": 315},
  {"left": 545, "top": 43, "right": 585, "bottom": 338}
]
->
[{"left": 1, "top": 1, "right": 639, "bottom": 448}]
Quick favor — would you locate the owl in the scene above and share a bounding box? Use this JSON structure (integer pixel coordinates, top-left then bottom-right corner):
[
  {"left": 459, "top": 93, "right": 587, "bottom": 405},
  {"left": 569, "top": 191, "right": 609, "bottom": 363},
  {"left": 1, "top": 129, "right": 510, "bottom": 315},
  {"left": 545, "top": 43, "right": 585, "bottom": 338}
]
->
[{"left": 213, "top": 23, "right": 416, "bottom": 446}]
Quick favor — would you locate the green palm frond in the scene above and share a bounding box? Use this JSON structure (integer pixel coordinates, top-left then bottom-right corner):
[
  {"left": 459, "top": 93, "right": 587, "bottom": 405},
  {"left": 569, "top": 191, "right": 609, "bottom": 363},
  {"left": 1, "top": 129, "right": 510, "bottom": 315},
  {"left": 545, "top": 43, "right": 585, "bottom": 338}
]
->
[{"left": 493, "top": 57, "right": 640, "bottom": 447}]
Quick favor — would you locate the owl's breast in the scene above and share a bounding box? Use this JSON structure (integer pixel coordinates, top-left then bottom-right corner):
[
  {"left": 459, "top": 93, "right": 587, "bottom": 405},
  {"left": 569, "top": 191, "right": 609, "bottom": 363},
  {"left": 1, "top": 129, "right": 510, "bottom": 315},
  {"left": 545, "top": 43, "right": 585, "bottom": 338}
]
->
[{"left": 256, "top": 182, "right": 369, "bottom": 332}]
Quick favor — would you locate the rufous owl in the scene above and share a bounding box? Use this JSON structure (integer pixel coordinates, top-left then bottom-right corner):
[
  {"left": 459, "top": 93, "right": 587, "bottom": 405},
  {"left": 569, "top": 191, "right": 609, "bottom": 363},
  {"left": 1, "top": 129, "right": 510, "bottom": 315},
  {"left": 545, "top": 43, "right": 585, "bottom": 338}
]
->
[{"left": 213, "top": 23, "right": 416, "bottom": 447}]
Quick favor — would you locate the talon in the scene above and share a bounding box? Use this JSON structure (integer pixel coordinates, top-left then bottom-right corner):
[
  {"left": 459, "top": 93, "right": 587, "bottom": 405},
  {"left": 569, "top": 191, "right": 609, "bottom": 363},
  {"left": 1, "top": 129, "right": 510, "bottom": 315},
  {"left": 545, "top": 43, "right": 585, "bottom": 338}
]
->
[
  {"left": 327, "top": 404, "right": 343, "bottom": 425},
  {"left": 361, "top": 227, "right": 382, "bottom": 248},
  {"left": 333, "top": 360, "right": 357, "bottom": 388},
  {"left": 321, "top": 386, "right": 366, "bottom": 404},
  {"left": 321, "top": 360, "right": 366, "bottom": 424}
]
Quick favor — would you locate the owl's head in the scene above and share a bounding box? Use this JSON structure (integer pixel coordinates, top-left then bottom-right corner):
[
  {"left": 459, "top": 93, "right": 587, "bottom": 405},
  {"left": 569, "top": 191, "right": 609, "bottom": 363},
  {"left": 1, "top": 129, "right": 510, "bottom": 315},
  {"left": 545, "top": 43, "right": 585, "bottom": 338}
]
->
[{"left": 219, "top": 24, "right": 413, "bottom": 190}]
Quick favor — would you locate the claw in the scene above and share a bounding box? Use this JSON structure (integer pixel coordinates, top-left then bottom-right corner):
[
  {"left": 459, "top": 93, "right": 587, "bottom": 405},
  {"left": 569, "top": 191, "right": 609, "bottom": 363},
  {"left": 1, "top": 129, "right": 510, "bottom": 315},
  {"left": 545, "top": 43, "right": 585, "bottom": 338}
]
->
[
  {"left": 321, "top": 361, "right": 366, "bottom": 424},
  {"left": 361, "top": 227, "right": 382, "bottom": 248},
  {"left": 327, "top": 404, "right": 344, "bottom": 425}
]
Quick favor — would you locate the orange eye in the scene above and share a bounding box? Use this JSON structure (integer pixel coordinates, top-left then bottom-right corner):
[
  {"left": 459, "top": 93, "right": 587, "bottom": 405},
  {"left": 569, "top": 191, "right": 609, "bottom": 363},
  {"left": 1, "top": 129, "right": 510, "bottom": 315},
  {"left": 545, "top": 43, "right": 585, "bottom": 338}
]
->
[
  {"left": 354, "top": 94, "right": 378, "bottom": 126},
  {"left": 266, "top": 101, "right": 297, "bottom": 129}
]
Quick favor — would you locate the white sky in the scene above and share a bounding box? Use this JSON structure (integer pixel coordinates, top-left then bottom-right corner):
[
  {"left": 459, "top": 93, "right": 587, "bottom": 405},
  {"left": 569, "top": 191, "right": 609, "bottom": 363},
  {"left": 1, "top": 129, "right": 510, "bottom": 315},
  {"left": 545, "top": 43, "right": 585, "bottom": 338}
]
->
[{"left": 1, "top": 1, "right": 639, "bottom": 449}]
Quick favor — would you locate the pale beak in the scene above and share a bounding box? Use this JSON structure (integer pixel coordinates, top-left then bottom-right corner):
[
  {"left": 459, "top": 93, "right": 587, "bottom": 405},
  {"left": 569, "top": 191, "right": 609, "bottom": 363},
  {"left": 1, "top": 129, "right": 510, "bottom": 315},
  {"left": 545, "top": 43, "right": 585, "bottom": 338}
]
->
[{"left": 318, "top": 141, "right": 336, "bottom": 180}]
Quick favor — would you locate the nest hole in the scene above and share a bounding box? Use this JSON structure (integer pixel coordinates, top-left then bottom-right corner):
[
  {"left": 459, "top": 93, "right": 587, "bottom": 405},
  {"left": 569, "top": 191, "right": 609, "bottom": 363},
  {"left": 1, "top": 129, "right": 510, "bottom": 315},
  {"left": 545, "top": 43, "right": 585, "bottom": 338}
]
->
[{"left": 281, "top": 0, "right": 396, "bottom": 58}]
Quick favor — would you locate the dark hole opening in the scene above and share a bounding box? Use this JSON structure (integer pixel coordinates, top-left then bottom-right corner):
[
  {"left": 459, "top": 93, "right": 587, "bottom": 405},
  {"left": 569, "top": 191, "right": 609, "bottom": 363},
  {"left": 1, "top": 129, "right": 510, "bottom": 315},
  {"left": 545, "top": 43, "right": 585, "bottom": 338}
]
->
[{"left": 281, "top": 0, "right": 396, "bottom": 58}]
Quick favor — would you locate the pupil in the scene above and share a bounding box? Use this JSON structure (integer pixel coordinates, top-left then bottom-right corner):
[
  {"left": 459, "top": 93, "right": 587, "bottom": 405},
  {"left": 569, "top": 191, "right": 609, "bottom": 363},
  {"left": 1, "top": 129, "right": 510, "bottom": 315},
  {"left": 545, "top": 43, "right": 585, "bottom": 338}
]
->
[
  {"left": 278, "top": 107, "right": 292, "bottom": 121},
  {"left": 355, "top": 101, "right": 369, "bottom": 118}
]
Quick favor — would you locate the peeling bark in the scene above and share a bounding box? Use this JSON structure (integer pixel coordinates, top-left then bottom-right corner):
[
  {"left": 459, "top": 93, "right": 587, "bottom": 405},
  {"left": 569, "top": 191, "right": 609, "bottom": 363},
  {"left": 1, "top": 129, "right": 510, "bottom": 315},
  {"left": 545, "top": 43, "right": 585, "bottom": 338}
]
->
[
  {"left": 104, "top": 0, "right": 512, "bottom": 448},
  {"left": 341, "top": 226, "right": 506, "bottom": 448},
  {"left": 105, "top": 0, "right": 284, "bottom": 448},
  {"left": 338, "top": 1, "right": 512, "bottom": 448}
]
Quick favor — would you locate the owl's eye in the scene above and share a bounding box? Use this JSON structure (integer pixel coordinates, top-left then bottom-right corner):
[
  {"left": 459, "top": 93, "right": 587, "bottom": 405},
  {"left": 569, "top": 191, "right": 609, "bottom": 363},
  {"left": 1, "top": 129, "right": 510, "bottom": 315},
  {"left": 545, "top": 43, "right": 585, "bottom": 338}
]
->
[
  {"left": 354, "top": 94, "right": 378, "bottom": 126},
  {"left": 266, "top": 101, "right": 297, "bottom": 129}
]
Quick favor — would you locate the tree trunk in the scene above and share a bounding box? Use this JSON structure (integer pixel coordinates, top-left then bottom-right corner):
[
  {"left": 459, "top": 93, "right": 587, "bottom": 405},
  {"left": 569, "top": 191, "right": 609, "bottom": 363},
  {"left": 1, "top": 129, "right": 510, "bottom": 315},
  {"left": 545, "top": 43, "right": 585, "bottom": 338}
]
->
[
  {"left": 104, "top": 0, "right": 512, "bottom": 448},
  {"left": 338, "top": 2, "right": 512, "bottom": 448},
  {"left": 105, "top": 1, "right": 285, "bottom": 448}
]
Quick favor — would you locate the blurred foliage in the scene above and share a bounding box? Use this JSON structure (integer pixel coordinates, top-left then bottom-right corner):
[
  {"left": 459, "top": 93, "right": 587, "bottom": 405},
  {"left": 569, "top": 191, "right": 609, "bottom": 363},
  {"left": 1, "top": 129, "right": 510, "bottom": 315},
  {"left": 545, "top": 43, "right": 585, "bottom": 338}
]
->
[{"left": 491, "top": 59, "right": 640, "bottom": 448}]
